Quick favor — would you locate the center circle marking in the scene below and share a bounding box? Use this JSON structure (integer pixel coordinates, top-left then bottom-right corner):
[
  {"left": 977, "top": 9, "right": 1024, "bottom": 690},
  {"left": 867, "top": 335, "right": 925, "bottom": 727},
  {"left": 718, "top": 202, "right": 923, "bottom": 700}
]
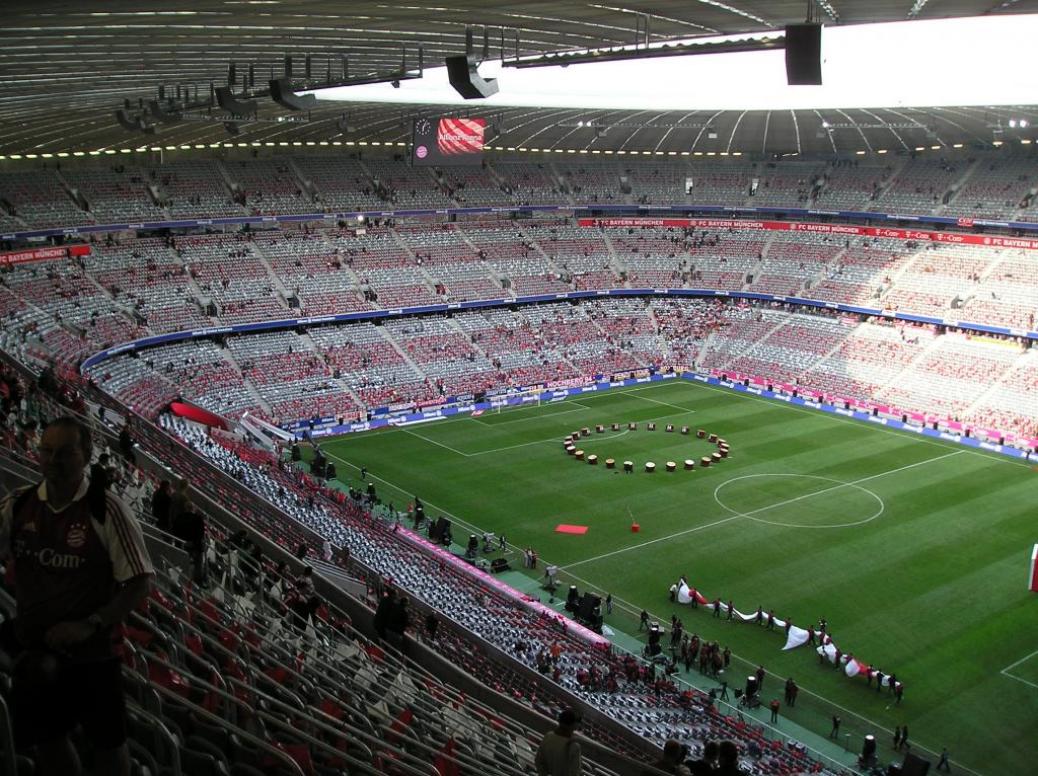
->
[{"left": 713, "top": 473, "right": 885, "bottom": 529}]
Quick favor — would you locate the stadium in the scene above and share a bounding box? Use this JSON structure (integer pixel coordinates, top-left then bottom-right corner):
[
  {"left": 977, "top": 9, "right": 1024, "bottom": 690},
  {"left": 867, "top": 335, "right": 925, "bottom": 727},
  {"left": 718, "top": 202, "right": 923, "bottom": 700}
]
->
[{"left": 0, "top": 2, "right": 1036, "bottom": 775}]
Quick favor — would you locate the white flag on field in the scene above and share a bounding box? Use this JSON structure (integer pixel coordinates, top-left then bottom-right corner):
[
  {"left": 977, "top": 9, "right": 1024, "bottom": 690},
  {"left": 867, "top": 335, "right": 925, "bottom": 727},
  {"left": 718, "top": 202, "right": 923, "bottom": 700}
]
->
[{"left": 782, "top": 625, "right": 811, "bottom": 650}]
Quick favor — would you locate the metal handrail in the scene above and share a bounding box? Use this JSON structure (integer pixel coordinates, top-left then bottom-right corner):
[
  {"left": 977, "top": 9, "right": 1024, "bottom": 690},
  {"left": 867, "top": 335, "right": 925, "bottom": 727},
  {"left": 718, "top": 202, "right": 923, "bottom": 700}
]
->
[
  {"left": 137, "top": 674, "right": 307, "bottom": 776},
  {"left": 0, "top": 694, "right": 19, "bottom": 776},
  {"left": 135, "top": 645, "right": 442, "bottom": 776},
  {"left": 137, "top": 572, "right": 535, "bottom": 776}
]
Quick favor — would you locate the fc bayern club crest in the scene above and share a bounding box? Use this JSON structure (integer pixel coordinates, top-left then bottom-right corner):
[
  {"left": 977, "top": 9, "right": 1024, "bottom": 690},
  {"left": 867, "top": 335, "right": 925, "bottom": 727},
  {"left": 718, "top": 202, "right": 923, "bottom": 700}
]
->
[{"left": 66, "top": 524, "right": 87, "bottom": 549}]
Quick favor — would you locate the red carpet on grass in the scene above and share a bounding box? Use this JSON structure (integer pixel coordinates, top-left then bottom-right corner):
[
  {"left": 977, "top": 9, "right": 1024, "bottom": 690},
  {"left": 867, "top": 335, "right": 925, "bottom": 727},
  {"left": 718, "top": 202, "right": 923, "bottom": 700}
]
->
[{"left": 555, "top": 524, "right": 588, "bottom": 535}]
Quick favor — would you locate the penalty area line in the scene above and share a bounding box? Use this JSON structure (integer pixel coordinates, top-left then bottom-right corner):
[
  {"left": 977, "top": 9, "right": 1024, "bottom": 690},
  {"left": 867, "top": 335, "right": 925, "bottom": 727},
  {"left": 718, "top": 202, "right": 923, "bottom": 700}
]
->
[{"left": 1000, "top": 647, "right": 1038, "bottom": 690}]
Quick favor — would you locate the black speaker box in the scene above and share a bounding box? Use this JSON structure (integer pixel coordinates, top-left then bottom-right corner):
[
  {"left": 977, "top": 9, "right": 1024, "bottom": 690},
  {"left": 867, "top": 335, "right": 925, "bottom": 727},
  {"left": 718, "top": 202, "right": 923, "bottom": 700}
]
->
[
  {"left": 215, "top": 86, "right": 258, "bottom": 116},
  {"left": 577, "top": 593, "right": 601, "bottom": 621},
  {"left": 490, "top": 557, "right": 510, "bottom": 573},
  {"left": 430, "top": 517, "right": 451, "bottom": 542},
  {"left": 445, "top": 55, "right": 499, "bottom": 99},
  {"left": 745, "top": 675, "right": 758, "bottom": 697},
  {"left": 900, "top": 754, "right": 931, "bottom": 776},
  {"left": 785, "top": 24, "right": 822, "bottom": 85},
  {"left": 269, "top": 77, "right": 317, "bottom": 111}
]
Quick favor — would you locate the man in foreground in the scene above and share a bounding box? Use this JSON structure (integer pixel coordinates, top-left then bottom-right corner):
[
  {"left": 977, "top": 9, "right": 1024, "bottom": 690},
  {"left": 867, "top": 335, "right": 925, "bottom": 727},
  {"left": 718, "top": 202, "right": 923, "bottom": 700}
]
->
[
  {"left": 535, "top": 708, "right": 582, "bottom": 775},
  {"left": 0, "top": 416, "right": 154, "bottom": 776}
]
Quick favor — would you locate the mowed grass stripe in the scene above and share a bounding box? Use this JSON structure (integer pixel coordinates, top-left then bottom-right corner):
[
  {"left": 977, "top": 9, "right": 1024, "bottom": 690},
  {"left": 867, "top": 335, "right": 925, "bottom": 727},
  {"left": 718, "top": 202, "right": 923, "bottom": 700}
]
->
[{"left": 314, "top": 379, "right": 1038, "bottom": 774}]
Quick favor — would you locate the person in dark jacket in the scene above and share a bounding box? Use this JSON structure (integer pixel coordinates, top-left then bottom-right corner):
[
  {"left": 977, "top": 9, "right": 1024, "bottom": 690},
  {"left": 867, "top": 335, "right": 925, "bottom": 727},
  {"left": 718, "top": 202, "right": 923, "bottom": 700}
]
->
[
  {"left": 373, "top": 588, "right": 397, "bottom": 639},
  {"left": 388, "top": 595, "right": 411, "bottom": 651},
  {"left": 171, "top": 497, "right": 205, "bottom": 582},
  {"left": 151, "top": 480, "right": 171, "bottom": 532},
  {"left": 716, "top": 740, "right": 748, "bottom": 775}
]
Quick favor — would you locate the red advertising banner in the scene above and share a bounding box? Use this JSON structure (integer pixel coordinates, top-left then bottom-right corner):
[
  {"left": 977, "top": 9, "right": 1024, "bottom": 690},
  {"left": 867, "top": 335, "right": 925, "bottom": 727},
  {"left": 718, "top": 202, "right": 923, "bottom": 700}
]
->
[
  {"left": 0, "top": 244, "right": 90, "bottom": 267},
  {"left": 578, "top": 218, "right": 1038, "bottom": 251},
  {"left": 170, "top": 401, "right": 228, "bottom": 430}
]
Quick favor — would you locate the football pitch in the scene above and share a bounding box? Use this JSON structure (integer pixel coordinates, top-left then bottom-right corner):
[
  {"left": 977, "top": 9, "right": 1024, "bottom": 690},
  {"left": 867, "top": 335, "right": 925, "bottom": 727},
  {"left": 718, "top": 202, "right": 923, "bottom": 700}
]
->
[{"left": 312, "top": 379, "right": 1038, "bottom": 774}]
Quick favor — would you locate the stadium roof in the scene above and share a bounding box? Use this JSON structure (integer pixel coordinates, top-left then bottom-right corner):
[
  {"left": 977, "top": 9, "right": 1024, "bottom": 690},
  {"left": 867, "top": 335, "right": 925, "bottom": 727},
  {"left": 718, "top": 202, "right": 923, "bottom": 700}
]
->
[{"left": 1, "top": 1, "right": 1036, "bottom": 157}]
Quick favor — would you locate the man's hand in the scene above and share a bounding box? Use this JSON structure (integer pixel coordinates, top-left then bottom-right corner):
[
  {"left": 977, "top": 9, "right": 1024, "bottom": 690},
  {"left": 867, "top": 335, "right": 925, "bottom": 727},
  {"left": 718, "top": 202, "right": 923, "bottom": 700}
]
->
[{"left": 44, "top": 620, "right": 96, "bottom": 650}]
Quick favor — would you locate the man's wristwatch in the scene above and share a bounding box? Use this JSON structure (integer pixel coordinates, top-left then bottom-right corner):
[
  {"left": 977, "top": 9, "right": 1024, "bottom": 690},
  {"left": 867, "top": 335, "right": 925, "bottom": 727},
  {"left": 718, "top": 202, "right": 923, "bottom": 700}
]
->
[{"left": 86, "top": 614, "right": 105, "bottom": 632}]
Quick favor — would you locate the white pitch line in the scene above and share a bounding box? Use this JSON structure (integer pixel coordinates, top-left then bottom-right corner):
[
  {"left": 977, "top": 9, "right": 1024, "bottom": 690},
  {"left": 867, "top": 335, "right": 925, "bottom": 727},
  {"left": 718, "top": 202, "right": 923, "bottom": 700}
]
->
[
  {"left": 604, "top": 382, "right": 697, "bottom": 414},
  {"left": 441, "top": 409, "right": 696, "bottom": 457},
  {"left": 399, "top": 407, "right": 696, "bottom": 458},
  {"left": 400, "top": 428, "right": 472, "bottom": 457},
  {"left": 472, "top": 401, "right": 592, "bottom": 426},
  {"left": 1001, "top": 670, "right": 1038, "bottom": 691},
  {"left": 321, "top": 450, "right": 496, "bottom": 540},
  {"left": 563, "top": 449, "right": 965, "bottom": 570},
  {"left": 1001, "top": 647, "right": 1038, "bottom": 674},
  {"left": 628, "top": 391, "right": 696, "bottom": 414},
  {"left": 470, "top": 428, "right": 631, "bottom": 457},
  {"left": 470, "top": 409, "right": 694, "bottom": 456},
  {"left": 562, "top": 515, "right": 745, "bottom": 570}
]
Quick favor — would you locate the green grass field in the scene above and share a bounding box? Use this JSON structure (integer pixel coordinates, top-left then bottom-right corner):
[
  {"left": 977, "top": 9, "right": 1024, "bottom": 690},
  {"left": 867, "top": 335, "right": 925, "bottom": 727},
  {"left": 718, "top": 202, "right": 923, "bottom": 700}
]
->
[{"left": 312, "top": 379, "right": 1038, "bottom": 775}]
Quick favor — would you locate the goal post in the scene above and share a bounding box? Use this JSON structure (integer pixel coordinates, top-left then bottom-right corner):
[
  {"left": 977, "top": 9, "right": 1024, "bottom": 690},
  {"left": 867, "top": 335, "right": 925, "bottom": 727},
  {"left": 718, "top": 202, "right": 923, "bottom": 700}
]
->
[{"left": 1030, "top": 544, "right": 1038, "bottom": 593}]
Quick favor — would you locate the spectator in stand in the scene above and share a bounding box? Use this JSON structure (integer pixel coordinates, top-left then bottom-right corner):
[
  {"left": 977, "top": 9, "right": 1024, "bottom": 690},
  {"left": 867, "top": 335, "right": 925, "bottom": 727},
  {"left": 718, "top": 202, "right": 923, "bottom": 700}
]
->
[
  {"left": 645, "top": 740, "right": 692, "bottom": 775},
  {"left": 90, "top": 453, "right": 116, "bottom": 492},
  {"left": 716, "top": 740, "right": 748, "bottom": 776},
  {"left": 151, "top": 479, "right": 172, "bottom": 532},
  {"left": 171, "top": 493, "right": 206, "bottom": 583},
  {"left": 388, "top": 594, "right": 411, "bottom": 652},
  {"left": 290, "top": 566, "right": 317, "bottom": 631},
  {"left": 168, "top": 478, "right": 190, "bottom": 526},
  {"left": 0, "top": 416, "right": 153, "bottom": 776},
  {"left": 265, "top": 560, "right": 288, "bottom": 603},
  {"left": 241, "top": 543, "right": 263, "bottom": 593},
  {"left": 424, "top": 611, "right": 439, "bottom": 641},
  {"left": 535, "top": 708, "right": 582, "bottom": 776},
  {"left": 373, "top": 587, "right": 397, "bottom": 640},
  {"left": 117, "top": 422, "right": 134, "bottom": 465},
  {"left": 688, "top": 741, "right": 719, "bottom": 776}
]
